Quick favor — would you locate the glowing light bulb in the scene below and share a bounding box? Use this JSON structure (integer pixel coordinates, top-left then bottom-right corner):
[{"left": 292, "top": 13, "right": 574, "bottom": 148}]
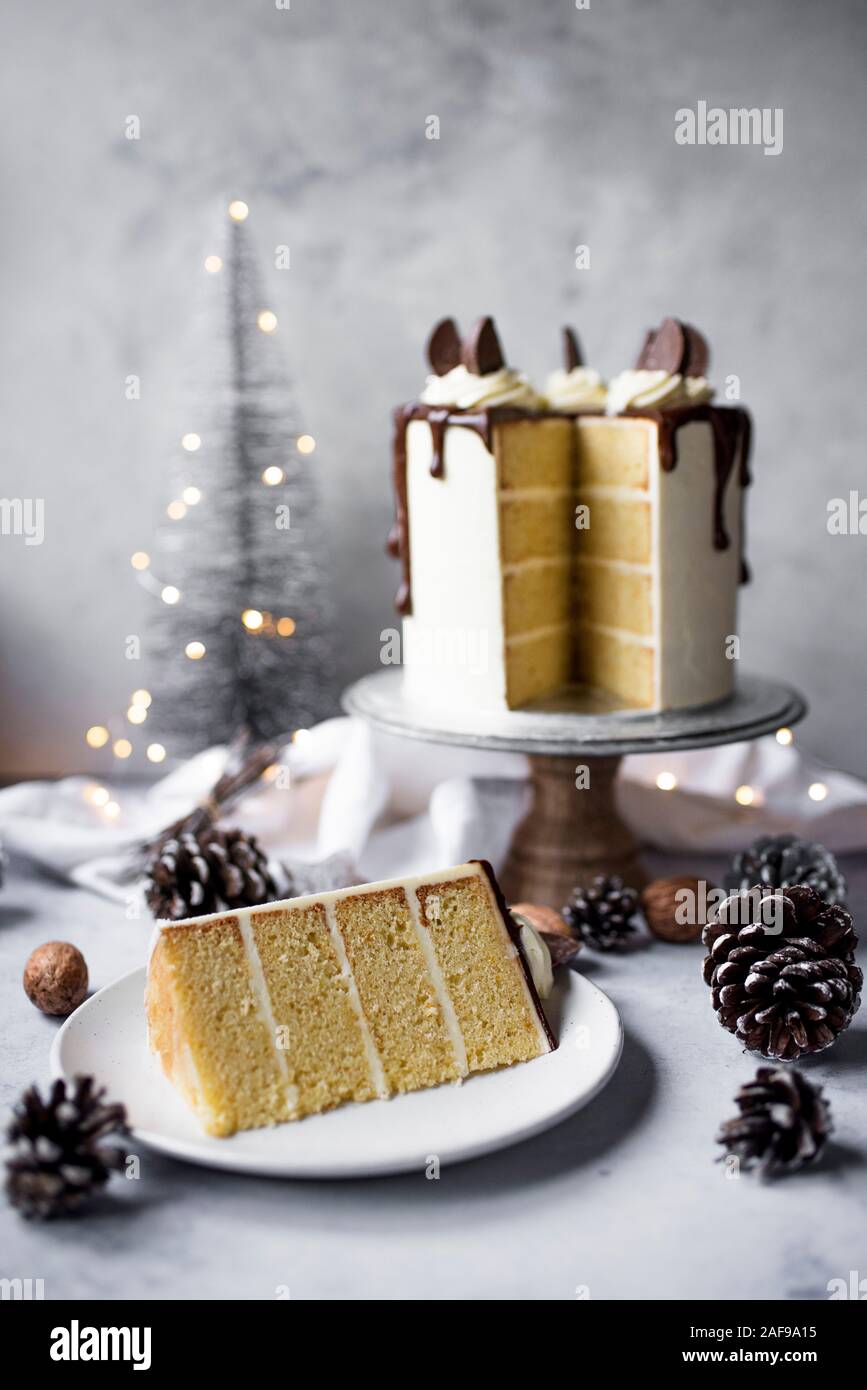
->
[
  {"left": 113, "top": 738, "right": 132, "bottom": 759},
  {"left": 228, "top": 199, "right": 249, "bottom": 221},
  {"left": 84, "top": 783, "right": 109, "bottom": 807},
  {"left": 242, "top": 608, "right": 264, "bottom": 632},
  {"left": 292, "top": 728, "right": 312, "bottom": 748},
  {"left": 127, "top": 705, "right": 147, "bottom": 725},
  {"left": 656, "top": 771, "right": 677, "bottom": 792},
  {"left": 103, "top": 800, "right": 121, "bottom": 820},
  {"left": 161, "top": 585, "right": 180, "bottom": 605},
  {"left": 167, "top": 500, "right": 187, "bottom": 521},
  {"left": 131, "top": 689, "right": 152, "bottom": 708},
  {"left": 181, "top": 432, "right": 201, "bottom": 452},
  {"left": 85, "top": 725, "right": 110, "bottom": 749},
  {"left": 776, "top": 727, "right": 793, "bottom": 746},
  {"left": 204, "top": 255, "right": 223, "bottom": 273},
  {"left": 257, "top": 309, "right": 278, "bottom": 334},
  {"left": 130, "top": 551, "right": 150, "bottom": 571},
  {"left": 147, "top": 743, "right": 166, "bottom": 764},
  {"left": 185, "top": 641, "right": 206, "bottom": 660},
  {"left": 297, "top": 434, "right": 316, "bottom": 454},
  {"left": 734, "top": 784, "right": 755, "bottom": 806},
  {"left": 261, "top": 465, "right": 284, "bottom": 486},
  {"left": 808, "top": 782, "right": 828, "bottom": 802},
  {"left": 276, "top": 616, "right": 296, "bottom": 637},
  {"left": 182, "top": 486, "right": 202, "bottom": 506}
]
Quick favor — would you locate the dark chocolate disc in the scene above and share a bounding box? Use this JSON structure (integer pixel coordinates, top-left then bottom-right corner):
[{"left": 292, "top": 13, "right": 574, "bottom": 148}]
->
[
  {"left": 562, "top": 326, "right": 584, "bottom": 371},
  {"left": 635, "top": 316, "right": 686, "bottom": 374},
  {"left": 462, "top": 316, "right": 505, "bottom": 375},
  {"left": 425, "top": 318, "right": 462, "bottom": 376},
  {"left": 682, "top": 323, "right": 710, "bottom": 377}
]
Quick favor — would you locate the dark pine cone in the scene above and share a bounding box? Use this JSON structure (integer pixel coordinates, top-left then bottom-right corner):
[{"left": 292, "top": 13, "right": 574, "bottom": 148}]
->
[
  {"left": 145, "top": 824, "right": 278, "bottom": 921},
  {"left": 563, "top": 875, "right": 643, "bottom": 952},
  {"left": 5, "top": 1076, "right": 128, "bottom": 1220},
  {"left": 726, "top": 833, "right": 847, "bottom": 906},
  {"left": 702, "top": 884, "right": 862, "bottom": 1060},
  {"left": 716, "top": 1067, "right": 831, "bottom": 1176}
]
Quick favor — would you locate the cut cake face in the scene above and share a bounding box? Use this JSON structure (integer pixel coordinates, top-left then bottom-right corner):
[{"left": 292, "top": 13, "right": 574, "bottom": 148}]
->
[{"left": 146, "top": 861, "right": 555, "bottom": 1137}]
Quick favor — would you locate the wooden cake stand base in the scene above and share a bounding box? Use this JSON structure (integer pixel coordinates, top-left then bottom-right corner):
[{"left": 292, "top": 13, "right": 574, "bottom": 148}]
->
[{"left": 341, "top": 672, "right": 807, "bottom": 908}]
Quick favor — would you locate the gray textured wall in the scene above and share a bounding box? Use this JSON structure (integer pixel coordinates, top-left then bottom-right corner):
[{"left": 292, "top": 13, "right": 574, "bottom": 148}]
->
[{"left": 2, "top": 0, "right": 866, "bottom": 778}]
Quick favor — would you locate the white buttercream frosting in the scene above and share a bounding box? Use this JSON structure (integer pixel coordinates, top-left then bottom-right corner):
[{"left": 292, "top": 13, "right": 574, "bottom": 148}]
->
[
  {"left": 544, "top": 366, "right": 607, "bottom": 414},
  {"left": 512, "top": 914, "right": 554, "bottom": 999},
  {"left": 606, "top": 369, "right": 714, "bottom": 416},
  {"left": 420, "top": 363, "right": 542, "bottom": 410}
]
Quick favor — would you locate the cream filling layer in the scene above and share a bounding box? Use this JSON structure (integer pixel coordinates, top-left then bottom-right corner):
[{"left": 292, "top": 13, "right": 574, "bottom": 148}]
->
[
  {"left": 505, "top": 621, "right": 571, "bottom": 646},
  {"left": 573, "top": 555, "right": 652, "bottom": 575},
  {"left": 577, "top": 620, "right": 656, "bottom": 647},
  {"left": 323, "top": 901, "right": 389, "bottom": 1099},
  {"left": 503, "top": 556, "right": 571, "bottom": 576},
  {"left": 237, "top": 913, "right": 300, "bottom": 1115},
  {"left": 499, "top": 486, "right": 573, "bottom": 502},
  {"left": 405, "top": 888, "right": 469, "bottom": 1078}
]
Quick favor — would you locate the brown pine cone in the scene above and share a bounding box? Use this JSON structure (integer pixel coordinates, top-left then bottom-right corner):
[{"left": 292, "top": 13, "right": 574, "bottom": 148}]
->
[
  {"left": 702, "top": 885, "right": 862, "bottom": 1060},
  {"left": 716, "top": 1067, "right": 831, "bottom": 1176},
  {"left": 5, "top": 1076, "right": 128, "bottom": 1220},
  {"left": 145, "top": 824, "right": 279, "bottom": 921}
]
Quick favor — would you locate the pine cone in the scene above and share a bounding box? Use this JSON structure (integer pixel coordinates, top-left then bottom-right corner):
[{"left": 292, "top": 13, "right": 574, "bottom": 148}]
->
[
  {"left": 562, "top": 875, "right": 643, "bottom": 952},
  {"left": 726, "top": 833, "right": 847, "bottom": 906},
  {"left": 702, "top": 885, "right": 862, "bottom": 1060},
  {"left": 716, "top": 1067, "right": 831, "bottom": 1176},
  {"left": 5, "top": 1076, "right": 128, "bottom": 1220},
  {"left": 145, "top": 824, "right": 278, "bottom": 921}
]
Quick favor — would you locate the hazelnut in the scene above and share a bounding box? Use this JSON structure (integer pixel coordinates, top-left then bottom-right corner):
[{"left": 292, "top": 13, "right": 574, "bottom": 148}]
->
[
  {"left": 510, "top": 902, "right": 573, "bottom": 938},
  {"left": 641, "top": 876, "right": 715, "bottom": 943},
  {"left": 23, "top": 941, "right": 89, "bottom": 1016}
]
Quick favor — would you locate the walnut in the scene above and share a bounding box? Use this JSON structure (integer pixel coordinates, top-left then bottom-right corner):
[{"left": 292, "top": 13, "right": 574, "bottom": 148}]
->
[
  {"left": 641, "top": 876, "right": 715, "bottom": 943},
  {"left": 510, "top": 902, "right": 571, "bottom": 938},
  {"left": 23, "top": 942, "right": 89, "bottom": 1016}
]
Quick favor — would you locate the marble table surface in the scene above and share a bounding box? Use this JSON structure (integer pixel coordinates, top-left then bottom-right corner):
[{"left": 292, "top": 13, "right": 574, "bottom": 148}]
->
[{"left": 2, "top": 849, "right": 865, "bottom": 1302}]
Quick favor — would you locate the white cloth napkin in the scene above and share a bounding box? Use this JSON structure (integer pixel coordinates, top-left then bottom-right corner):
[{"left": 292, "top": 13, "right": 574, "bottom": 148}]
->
[{"left": 0, "top": 716, "right": 864, "bottom": 906}]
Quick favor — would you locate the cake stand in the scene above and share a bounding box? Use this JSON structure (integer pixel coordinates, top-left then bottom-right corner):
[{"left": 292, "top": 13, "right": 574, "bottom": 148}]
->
[{"left": 342, "top": 671, "right": 807, "bottom": 908}]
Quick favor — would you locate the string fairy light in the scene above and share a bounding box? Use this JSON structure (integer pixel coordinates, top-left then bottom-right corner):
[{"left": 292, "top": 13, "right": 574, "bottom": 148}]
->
[
  {"left": 103, "top": 800, "right": 121, "bottom": 821},
  {"left": 98, "top": 199, "right": 320, "bottom": 771},
  {"left": 656, "top": 771, "right": 677, "bottom": 791},
  {"left": 734, "top": 784, "right": 756, "bottom": 806},
  {"left": 775, "top": 728, "right": 793, "bottom": 746},
  {"left": 808, "top": 782, "right": 828, "bottom": 802}
]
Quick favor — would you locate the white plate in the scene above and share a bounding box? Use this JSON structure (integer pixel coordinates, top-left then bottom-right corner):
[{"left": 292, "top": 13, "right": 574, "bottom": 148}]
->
[{"left": 50, "top": 966, "right": 622, "bottom": 1178}]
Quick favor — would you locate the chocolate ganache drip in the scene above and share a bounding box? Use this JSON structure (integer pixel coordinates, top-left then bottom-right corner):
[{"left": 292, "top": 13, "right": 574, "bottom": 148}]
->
[{"left": 387, "top": 318, "right": 752, "bottom": 616}]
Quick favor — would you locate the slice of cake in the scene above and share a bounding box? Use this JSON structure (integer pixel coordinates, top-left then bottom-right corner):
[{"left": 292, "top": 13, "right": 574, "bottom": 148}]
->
[
  {"left": 389, "top": 314, "right": 751, "bottom": 712},
  {"left": 146, "top": 860, "right": 555, "bottom": 1137}
]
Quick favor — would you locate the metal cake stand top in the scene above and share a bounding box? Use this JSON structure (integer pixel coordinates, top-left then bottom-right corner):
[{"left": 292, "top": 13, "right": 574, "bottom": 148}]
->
[{"left": 342, "top": 670, "right": 808, "bottom": 758}]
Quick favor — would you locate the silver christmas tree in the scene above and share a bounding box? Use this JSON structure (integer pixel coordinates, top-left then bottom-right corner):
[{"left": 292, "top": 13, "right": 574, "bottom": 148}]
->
[{"left": 145, "top": 209, "right": 336, "bottom": 755}]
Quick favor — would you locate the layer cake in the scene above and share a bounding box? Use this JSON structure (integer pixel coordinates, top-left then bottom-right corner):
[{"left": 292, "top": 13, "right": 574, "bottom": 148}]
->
[
  {"left": 146, "top": 860, "right": 555, "bottom": 1137},
  {"left": 389, "top": 316, "right": 751, "bottom": 711}
]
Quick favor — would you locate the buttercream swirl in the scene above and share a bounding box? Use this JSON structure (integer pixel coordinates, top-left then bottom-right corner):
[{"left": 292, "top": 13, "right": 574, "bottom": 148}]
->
[
  {"left": 606, "top": 369, "right": 714, "bottom": 417},
  {"left": 420, "top": 364, "right": 542, "bottom": 410},
  {"left": 544, "top": 366, "right": 607, "bottom": 414}
]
